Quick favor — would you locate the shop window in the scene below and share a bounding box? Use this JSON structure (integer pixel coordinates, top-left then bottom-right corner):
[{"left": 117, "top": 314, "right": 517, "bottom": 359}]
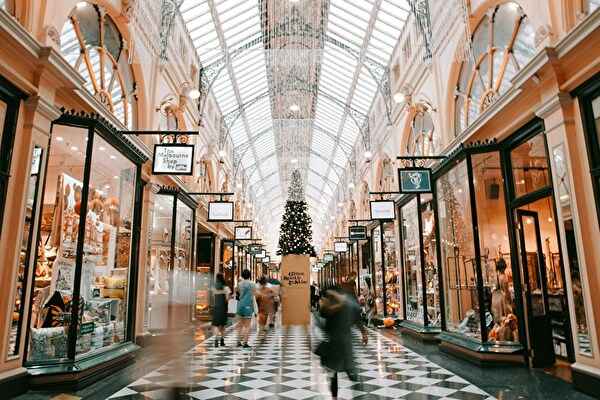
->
[
  {"left": 402, "top": 198, "right": 422, "bottom": 323},
  {"left": 436, "top": 160, "right": 480, "bottom": 340},
  {"left": 145, "top": 193, "right": 194, "bottom": 332},
  {"left": 60, "top": 3, "right": 137, "bottom": 129},
  {"left": 383, "top": 222, "right": 400, "bottom": 317},
  {"left": 75, "top": 135, "right": 136, "bottom": 357},
  {"left": 472, "top": 152, "right": 518, "bottom": 343},
  {"left": 454, "top": 2, "right": 535, "bottom": 135},
  {"left": 421, "top": 193, "right": 440, "bottom": 327},
  {"left": 25, "top": 117, "right": 144, "bottom": 364},
  {"left": 408, "top": 106, "right": 438, "bottom": 157},
  {"left": 552, "top": 144, "right": 592, "bottom": 357},
  {"left": 7, "top": 147, "right": 43, "bottom": 358},
  {"left": 511, "top": 133, "right": 551, "bottom": 198},
  {"left": 372, "top": 225, "right": 383, "bottom": 314}
]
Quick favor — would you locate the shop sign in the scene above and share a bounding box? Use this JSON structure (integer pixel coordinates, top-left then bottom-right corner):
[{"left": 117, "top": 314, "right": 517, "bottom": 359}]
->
[
  {"left": 399, "top": 168, "right": 432, "bottom": 193},
  {"left": 348, "top": 226, "right": 367, "bottom": 240},
  {"left": 249, "top": 244, "right": 263, "bottom": 255},
  {"left": 263, "top": 256, "right": 270, "bottom": 263},
  {"left": 312, "top": 266, "right": 320, "bottom": 272},
  {"left": 80, "top": 322, "right": 95, "bottom": 335},
  {"left": 152, "top": 144, "right": 194, "bottom": 175},
  {"left": 235, "top": 226, "right": 252, "bottom": 240},
  {"left": 208, "top": 201, "right": 234, "bottom": 222},
  {"left": 255, "top": 249, "right": 267, "bottom": 259},
  {"left": 370, "top": 200, "right": 396, "bottom": 220},
  {"left": 323, "top": 253, "right": 334, "bottom": 262},
  {"left": 334, "top": 241, "right": 348, "bottom": 253}
]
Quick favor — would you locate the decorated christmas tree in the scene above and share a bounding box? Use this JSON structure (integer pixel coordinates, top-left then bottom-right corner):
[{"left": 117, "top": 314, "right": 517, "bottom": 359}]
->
[{"left": 277, "top": 170, "right": 316, "bottom": 256}]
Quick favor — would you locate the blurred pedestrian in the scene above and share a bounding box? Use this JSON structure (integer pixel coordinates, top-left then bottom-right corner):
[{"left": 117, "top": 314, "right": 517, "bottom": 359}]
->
[
  {"left": 267, "top": 277, "right": 281, "bottom": 327},
  {"left": 212, "top": 273, "right": 231, "bottom": 347},
  {"left": 236, "top": 269, "right": 256, "bottom": 348},
  {"left": 316, "top": 288, "right": 368, "bottom": 400},
  {"left": 256, "top": 276, "right": 275, "bottom": 332}
]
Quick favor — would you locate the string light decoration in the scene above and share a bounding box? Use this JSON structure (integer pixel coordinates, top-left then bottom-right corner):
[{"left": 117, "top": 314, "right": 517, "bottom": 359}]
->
[{"left": 278, "top": 169, "right": 316, "bottom": 256}]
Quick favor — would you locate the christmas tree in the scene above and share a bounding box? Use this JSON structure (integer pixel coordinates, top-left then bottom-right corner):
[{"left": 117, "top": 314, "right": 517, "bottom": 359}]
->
[{"left": 277, "top": 170, "right": 316, "bottom": 256}]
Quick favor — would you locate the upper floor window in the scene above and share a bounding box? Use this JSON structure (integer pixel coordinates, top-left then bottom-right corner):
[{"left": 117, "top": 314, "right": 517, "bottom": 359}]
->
[
  {"left": 407, "top": 105, "right": 437, "bottom": 156},
  {"left": 454, "top": 2, "right": 535, "bottom": 135},
  {"left": 60, "top": 2, "right": 137, "bottom": 129}
]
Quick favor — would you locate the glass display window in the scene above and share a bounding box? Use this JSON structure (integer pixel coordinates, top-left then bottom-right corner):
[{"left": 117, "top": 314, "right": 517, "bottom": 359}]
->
[
  {"left": 371, "top": 225, "right": 383, "bottom": 315},
  {"left": 7, "top": 146, "right": 44, "bottom": 359},
  {"left": 220, "top": 240, "right": 235, "bottom": 289},
  {"left": 145, "top": 192, "right": 196, "bottom": 332},
  {"left": 383, "top": 222, "right": 400, "bottom": 317},
  {"left": 24, "top": 114, "right": 145, "bottom": 365},
  {"left": 472, "top": 152, "right": 517, "bottom": 344},
  {"left": 401, "top": 198, "right": 422, "bottom": 324},
  {"left": 436, "top": 159, "right": 481, "bottom": 340},
  {"left": 400, "top": 193, "right": 441, "bottom": 329},
  {"left": 511, "top": 134, "right": 551, "bottom": 198}
]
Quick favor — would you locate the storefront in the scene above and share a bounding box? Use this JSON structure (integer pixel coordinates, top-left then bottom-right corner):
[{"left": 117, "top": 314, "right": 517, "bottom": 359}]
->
[
  {"left": 21, "top": 111, "right": 146, "bottom": 384},
  {"left": 370, "top": 221, "right": 400, "bottom": 318},
  {"left": 195, "top": 232, "right": 215, "bottom": 320},
  {"left": 145, "top": 188, "right": 196, "bottom": 333},
  {"left": 432, "top": 120, "right": 575, "bottom": 368},
  {"left": 398, "top": 193, "right": 442, "bottom": 339},
  {"left": 220, "top": 240, "right": 235, "bottom": 289}
]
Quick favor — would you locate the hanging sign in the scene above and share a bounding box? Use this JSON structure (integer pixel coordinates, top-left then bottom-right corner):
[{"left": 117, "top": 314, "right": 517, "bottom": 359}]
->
[
  {"left": 348, "top": 226, "right": 367, "bottom": 241},
  {"left": 399, "top": 168, "right": 432, "bottom": 193},
  {"left": 152, "top": 144, "right": 194, "bottom": 175},
  {"left": 370, "top": 200, "right": 396, "bottom": 220},
  {"left": 334, "top": 241, "right": 348, "bottom": 253},
  {"left": 208, "top": 201, "right": 234, "bottom": 222},
  {"left": 249, "top": 244, "right": 263, "bottom": 255},
  {"left": 255, "top": 250, "right": 266, "bottom": 259},
  {"left": 323, "top": 253, "right": 334, "bottom": 263},
  {"left": 263, "top": 256, "right": 270, "bottom": 263},
  {"left": 235, "top": 226, "right": 252, "bottom": 240}
]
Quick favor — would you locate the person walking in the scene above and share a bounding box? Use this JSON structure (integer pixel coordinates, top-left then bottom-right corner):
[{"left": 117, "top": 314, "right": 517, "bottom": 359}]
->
[
  {"left": 236, "top": 269, "right": 256, "bottom": 348},
  {"left": 310, "top": 282, "right": 318, "bottom": 310},
  {"left": 267, "top": 277, "right": 281, "bottom": 328},
  {"left": 316, "top": 288, "right": 368, "bottom": 400},
  {"left": 256, "top": 276, "right": 275, "bottom": 332},
  {"left": 212, "top": 273, "right": 231, "bottom": 347}
]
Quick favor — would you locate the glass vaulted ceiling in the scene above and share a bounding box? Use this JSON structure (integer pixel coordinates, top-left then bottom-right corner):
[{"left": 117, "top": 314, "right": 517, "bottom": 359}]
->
[{"left": 180, "top": 0, "right": 410, "bottom": 246}]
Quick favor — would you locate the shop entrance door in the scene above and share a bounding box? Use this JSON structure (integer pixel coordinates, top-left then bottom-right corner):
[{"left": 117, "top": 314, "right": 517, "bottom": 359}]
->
[{"left": 516, "top": 209, "right": 555, "bottom": 368}]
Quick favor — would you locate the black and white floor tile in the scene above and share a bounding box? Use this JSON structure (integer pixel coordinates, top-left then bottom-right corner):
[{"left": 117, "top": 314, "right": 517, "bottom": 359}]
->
[{"left": 108, "top": 322, "right": 495, "bottom": 399}]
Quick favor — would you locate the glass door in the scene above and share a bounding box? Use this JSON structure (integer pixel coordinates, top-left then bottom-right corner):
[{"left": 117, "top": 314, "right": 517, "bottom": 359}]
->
[{"left": 516, "top": 209, "right": 555, "bottom": 367}]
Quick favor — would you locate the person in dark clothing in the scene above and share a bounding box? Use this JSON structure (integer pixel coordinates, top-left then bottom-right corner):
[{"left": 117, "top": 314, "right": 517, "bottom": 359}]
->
[
  {"left": 212, "top": 273, "right": 231, "bottom": 347},
  {"left": 310, "top": 282, "right": 318, "bottom": 310},
  {"left": 316, "top": 287, "right": 368, "bottom": 400}
]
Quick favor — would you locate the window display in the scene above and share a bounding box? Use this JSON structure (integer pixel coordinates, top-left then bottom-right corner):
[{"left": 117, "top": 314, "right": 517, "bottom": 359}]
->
[
  {"left": 372, "top": 225, "right": 383, "bottom": 315},
  {"left": 383, "top": 222, "right": 400, "bottom": 317},
  {"left": 7, "top": 146, "right": 43, "bottom": 358},
  {"left": 400, "top": 194, "right": 440, "bottom": 329},
  {"left": 25, "top": 116, "right": 144, "bottom": 364},
  {"left": 437, "top": 160, "right": 480, "bottom": 340},
  {"left": 472, "top": 152, "right": 517, "bottom": 343},
  {"left": 146, "top": 193, "right": 195, "bottom": 331}
]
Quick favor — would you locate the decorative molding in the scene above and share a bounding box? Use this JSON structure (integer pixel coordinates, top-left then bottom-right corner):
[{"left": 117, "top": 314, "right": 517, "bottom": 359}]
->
[
  {"left": 556, "top": 7, "right": 600, "bottom": 58},
  {"left": 43, "top": 25, "right": 61, "bottom": 48},
  {"left": 510, "top": 47, "right": 557, "bottom": 90},
  {"left": 24, "top": 95, "right": 61, "bottom": 122},
  {"left": 534, "top": 92, "right": 573, "bottom": 119},
  {"left": 534, "top": 24, "right": 553, "bottom": 49},
  {"left": 0, "top": 8, "right": 40, "bottom": 59}
]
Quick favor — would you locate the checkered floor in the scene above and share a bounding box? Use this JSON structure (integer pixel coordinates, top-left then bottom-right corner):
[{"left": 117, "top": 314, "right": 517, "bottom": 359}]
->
[{"left": 108, "top": 321, "right": 495, "bottom": 399}]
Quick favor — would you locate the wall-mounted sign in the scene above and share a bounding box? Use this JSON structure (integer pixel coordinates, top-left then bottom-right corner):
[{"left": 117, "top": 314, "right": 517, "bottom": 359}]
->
[
  {"left": 235, "top": 226, "right": 252, "bottom": 240},
  {"left": 370, "top": 200, "right": 396, "bottom": 220},
  {"left": 399, "top": 168, "right": 432, "bottom": 193},
  {"left": 249, "top": 244, "right": 263, "bottom": 255},
  {"left": 31, "top": 147, "right": 42, "bottom": 175},
  {"left": 208, "top": 201, "right": 234, "bottom": 222},
  {"left": 323, "top": 253, "right": 334, "bottom": 263},
  {"left": 263, "top": 256, "right": 270, "bottom": 263},
  {"left": 255, "top": 250, "right": 267, "bottom": 259},
  {"left": 152, "top": 144, "right": 194, "bottom": 175},
  {"left": 348, "top": 226, "right": 367, "bottom": 241},
  {"left": 334, "top": 241, "right": 348, "bottom": 253}
]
